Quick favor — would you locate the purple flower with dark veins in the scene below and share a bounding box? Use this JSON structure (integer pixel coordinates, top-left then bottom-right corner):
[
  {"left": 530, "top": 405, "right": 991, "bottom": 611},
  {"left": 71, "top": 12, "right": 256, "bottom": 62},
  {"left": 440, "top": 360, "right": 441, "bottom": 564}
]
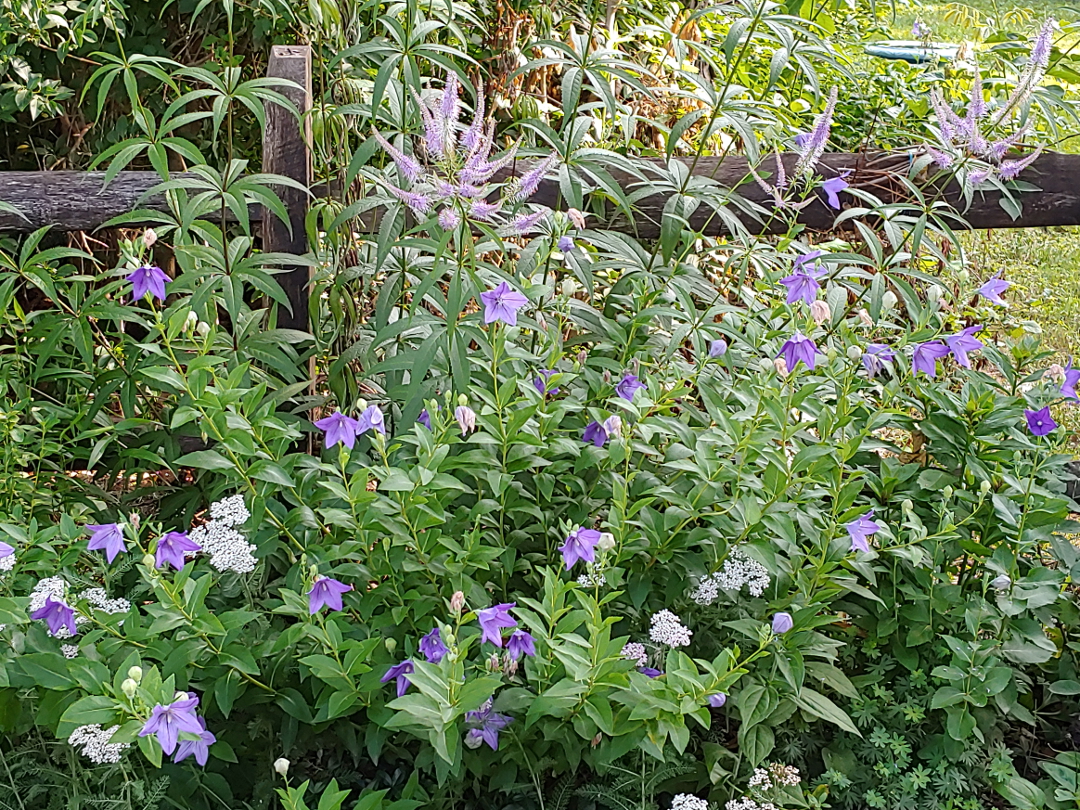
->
[
  {"left": 1025, "top": 406, "right": 1057, "bottom": 436},
  {"left": 127, "top": 266, "right": 170, "bottom": 303},
  {"left": 779, "top": 260, "right": 826, "bottom": 305},
  {"left": 822, "top": 173, "right": 850, "bottom": 210},
  {"left": 777, "top": 332, "right": 822, "bottom": 371},
  {"left": 357, "top": 404, "right": 386, "bottom": 436},
  {"left": 582, "top": 421, "right": 608, "bottom": 447},
  {"left": 506, "top": 629, "right": 536, "bottom": 661},
  {"left": 560, "top": 527, "right": 601, "bottom": 569},
  {"left": 420, "top": 627, "right": 449, "bottom": 663},
  {"left": 616, "top": 374, "right": 646, "bottom": 402},
  {"left": 846, "top": 510, "right": 881, "bottom": 552},
  {"left": 155, "top": 531, "right": 201, "bottom": 572},
  {"left": 465, "top": 700, "right": 513, "bottom": 750},
  {"left": 381, "top": 660, "right": 415, "bottom": 698},
  {"left": 172, "top": 716, "right": 216, "bottom": 766},
  {"left": 480, "top": 282, "right": 529, "bottom": 326},
  {"left": 912, "top": 341, "right": 951, "bottom": 378},
  {"left": 477, "top": 603, "right": 517, "bottom": 646},
  {"left": 30, "top": 595, "right": 77, "bottom": 637},
  {"left": 307, "top": 576, "right": 352, "bottom": 614},
  {"left": 138, "top": 695, "right": 202, "bottom": 756},
  {"left": 315, "top": 411, "right": 362, "bottom": 450},
  {"left": 863, "top": 343, "right": 896, "bottom": 376},
  {"left": 977, "top": 274, "right": 1010, "bottom": 306},
  {"left": 86, "top": 523, "right": 126, "bottom": 563},
  {"left": 945, "top": 325, "right": 984, "bottom": 368}
]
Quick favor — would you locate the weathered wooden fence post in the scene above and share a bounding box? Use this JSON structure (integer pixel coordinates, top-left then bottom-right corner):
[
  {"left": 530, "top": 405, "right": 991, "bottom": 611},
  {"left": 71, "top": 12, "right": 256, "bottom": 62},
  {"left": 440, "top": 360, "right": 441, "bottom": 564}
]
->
[{"left": 263, "top": 45, "right": 313, "bottom": 333}]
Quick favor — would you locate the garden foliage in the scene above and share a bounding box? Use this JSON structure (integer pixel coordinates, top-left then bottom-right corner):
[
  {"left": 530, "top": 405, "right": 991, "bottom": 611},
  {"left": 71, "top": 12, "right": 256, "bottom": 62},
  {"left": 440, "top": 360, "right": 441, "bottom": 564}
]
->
[{"left": 0, "top": 0, "right": 1079, "bottom": 809}]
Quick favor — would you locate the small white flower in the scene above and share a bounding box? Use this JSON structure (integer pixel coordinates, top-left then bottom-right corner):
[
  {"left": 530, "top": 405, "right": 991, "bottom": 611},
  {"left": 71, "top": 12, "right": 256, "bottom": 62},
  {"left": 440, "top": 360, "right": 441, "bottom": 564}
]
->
[
  {"left": 693, "top": 549, "right": 771, "bottom": 605},
  {"left": 61, "top": 644, "right": 79, "bottom": 659},
  {"left": 621, "top": 642, "right": 647, "bottom": 666},
  {"left": 671, "top": 794, "right": 709, "bottom": 810},
  {"left": 190, "top": 520, "right": 257, "bottom": 574},
  {"left": 273, "top": 757, "right": 290, "bottom": 776},
  {"left": 69, "top": 724, "right": 129, "bottom": 764},
  {"left": 210, "top": 494, "right": 250, "bottom": 526},
  {"left": 0, "top": 554, "right": 13, "bottom": 572},
  {"left": 649, "top": 609, "right": 692, "bottom": 647},
  {"left": 79, "top": 588, "right": 131, "bottom": 615}
]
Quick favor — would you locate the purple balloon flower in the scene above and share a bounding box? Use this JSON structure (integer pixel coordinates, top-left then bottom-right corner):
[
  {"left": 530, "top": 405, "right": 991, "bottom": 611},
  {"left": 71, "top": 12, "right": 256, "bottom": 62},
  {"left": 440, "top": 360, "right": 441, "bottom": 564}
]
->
[
  {"left": 155, "top": 531, "right": 201, "bottom": 571},
  {"left": 315, "top": 411, "right": 362, "bottom": 450},
  {"left": 708, "top": 693, "right": 728, "bottom": 708},
  {"left": 778, "top": 259, "right": 826, "bottom": 305},
  {"left": 381, "top": 660, "right": 415, "bottom": 697},
  {"left": 138, "top": 695, "right": 202, "bottom": 756},
  {"left": 863, "top": 343, "right": 896, "bottom": 377},
  {"left": 945, "top": 325, "right": 984, "bottom": 369},
  {"left": 846, "top": 510, "right": 881, "bottom": 552},
  {"left": 127, "top": 265, "right": 170, "bottom": 302},
  {"left": 30, "top": 595, "right": 77, "bottom": 637},
  {"left": 822, "top": 175, "right": 849, "bottom": 210},
  {"left": 709, "top": 338, "right": 728, "bottom": 358},
  {"left": 639, "top": 667, "right": 663, "bottom": 678},
  {"left": 477, "top": 603, "right": 517, "bottom": 646},
  {"left": 582, "top": 421, "right": 609, "bottom": 447},
  {"left": 772, "top": 612, "right": 794, "bottom": 634},
  {"left": 560, "top": 527, "right": 601, "bottom": 570},
  {"left": 418, "top": 409, "right": 433, "bottom": 430},
  {"left": 0, "top": 540, "right": 12, "bottom": 562},
  {"left": 173, "top": 716, "right": 216, "bottom": 766},
  {"left": 357, "top": 404, "right": 386, "bottom": 436},
  {"left": 777, "top": 332, "right": 822, "bottom": 371},
  {"left": 1062, "top": 361, "right": 1080, "bottom": 401},
  {"left": 506, "top": 629, "right": 536, "bottom": 661},
  {"left": 86, "top": 523, "right": 125, "bottom": 564},
  {"left": 307, "top": 576, "right": 352, "bottom": 614},
  {"left": 977, "top": 274, "right": 1010, "bottom": 306},
  {"left": 534, "top": 369, "right": 560, "bottom": 396},
  {"left": 465, "top": 702, "right": 513, "bottom": 750},
  {"left": 420, "top": 627, "right": 449, "bottom": 663},
  {"left": 616, "top": 374, "right": 646, "bottom": 402},
  {"left": 912, "top": 341, "right": 951, "bottom": 378},
  {"left": 479, "top": 281, "right": 529, "bottom": 326},
  {"left": 1025, "top": 406, "right": 1057, "bottom": 437},
  {"left": 557, "top": 236, "right": 575, "bottom": 252}
]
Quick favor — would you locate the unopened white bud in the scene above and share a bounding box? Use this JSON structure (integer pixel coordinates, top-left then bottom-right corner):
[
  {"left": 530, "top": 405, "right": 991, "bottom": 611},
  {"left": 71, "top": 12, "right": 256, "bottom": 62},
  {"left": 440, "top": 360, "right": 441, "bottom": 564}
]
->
[
  {"left": 567, "top": 208, "right": 586, "bottom": 229},
  {"left": 980, "top": 480, "right": 992, "bottom": 495},
  {"left": 847, "top": 345, "right": 863, "bottom": 362},
  {"left": 882, "top": 291, "right": 898, "bottom": 310},
  {"left": 991, "top": 574, "right": 1012, "bottom": 591},
  {"left": 127, "top": 666, "right": 143, "bottom": 682},
  {"left": 274, "top": 757, "right": 290, "bottom": 776},
  {"left": 810, "top": 299, "right": 830, "bottom": 325},
  {"left": 774, "top": 358, "right": 789, "bottom": 376},
  {"left": 597, "top": 532, "right": 616, "bottom": 552},
  {"left": 143, "top": 229, "right": 158, "bottom": 248},
  {"left": 196, "top": 321, "right": 211, "bottom": 336},
  {"left": 857, "top": 308, "right": 873, "bottom": 326},
  {"left": 121, "top": 679, "right": 138, "bottom": 697}
]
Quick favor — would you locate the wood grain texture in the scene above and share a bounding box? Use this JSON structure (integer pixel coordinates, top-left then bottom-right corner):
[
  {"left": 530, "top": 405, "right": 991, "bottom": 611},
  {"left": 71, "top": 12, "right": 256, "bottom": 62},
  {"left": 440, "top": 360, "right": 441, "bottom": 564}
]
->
[
  {"left": 1, "top": 151, "right": 1077, "bottom": 238},
  {"left": 262, "top": 45, "right": 313, "bottom": 332}
]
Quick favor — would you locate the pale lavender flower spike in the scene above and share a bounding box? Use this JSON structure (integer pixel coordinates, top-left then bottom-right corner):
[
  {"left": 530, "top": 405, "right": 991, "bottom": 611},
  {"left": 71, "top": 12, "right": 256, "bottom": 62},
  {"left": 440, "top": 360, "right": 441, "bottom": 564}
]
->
[
  {"left": 794, "top": 87, "right": 838, "bottom": 176},
  {"left": 373, "top": 132, "right": 423, "bottom": 183}
]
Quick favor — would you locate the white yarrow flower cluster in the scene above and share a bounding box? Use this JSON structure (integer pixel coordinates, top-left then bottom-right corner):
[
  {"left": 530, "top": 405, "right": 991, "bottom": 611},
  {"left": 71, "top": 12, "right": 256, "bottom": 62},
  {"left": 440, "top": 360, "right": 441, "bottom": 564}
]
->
[
  {"left": 79, "top": 588, "right": 131, "bottom": 615},
  {"left": 69, "top": 724, "right": 129, "bottom": 764},
  {"left": 61, "top": 644, "right": 79, "bottom": 659},
  {"left": 649, "top": 609, "right": 692, "bottom": 647},
  {"left": 726, "top": 799, "right": 777, "bottom": 810},
  {"left": 0, "top": 553, "right": 13, "bottom": 572},
  {"left": 190, "top": 495, "right": 256, "bottom": 573},
  {"left": 671, "top": 795, "right": 709, "bottom": 810},
  {"left": 750, "top": 763, "right": 801, "bottom": 790},
  {"left": 693, "top": 548, "right": 771, "bottom": 605},
  {"left": 621, "top": 642, "right": 647, "bottom": 667},
  {"left": 576, "top": 560, "right": 607, "bottom": 588}
]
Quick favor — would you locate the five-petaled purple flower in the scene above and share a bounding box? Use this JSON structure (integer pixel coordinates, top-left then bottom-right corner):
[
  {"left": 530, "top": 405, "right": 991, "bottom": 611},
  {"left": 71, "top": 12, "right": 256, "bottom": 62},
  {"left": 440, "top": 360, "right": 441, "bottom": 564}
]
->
[
  {"left": 1062, "top": 361, "right": 1080, "bottom": 401},
  {"left": 465, "top": 701, "right": 513, "bottom": 750},
  {"left": 777, "top": 332, "right": 821, "bottom": 371},
  {"left": 945, "top": 325, "right": 984, "bottom": 368},
  {"left": 357, "top": 405, "right": 386, "bottom": 436},
  {"left": 846, "top": 510, "right": 881, "bottom": 553},
  {"left": 155, "top": 531, "right": 201, "bottom": 571},
  {"left": 127, "top": 265, "right": 170, "bottom": 302},
  {"left": 557, "top": 236, "right": 575, "bottom": 252},
  {"left": 173, "top": 716, "right": 216, "bottom": 766},
  {"left": 583, "top": 421, "right": 609, "bottom": 447},
  {"left": 420, "top": 627, "right": 449, "bottom": 663},
  {"left": 708, "top": 693, "right": 728, "bottom": 708},
  {"left": 30, "top": 595, "right": 77, "bottom": 637},
  {"left": 560, "top": 527, "right": 601, "bottom": 570},
  {"left": 506, "top": 629, "right": 536, "bottom": 661},
  {"left": 977, "top": 274, "right": 1010, "bottom": 307},
  {"left": 534, "top": 369, "right": 560, "bottom": 396},
  {"left": 822, "top": 174, "right": 850, "bottom": 210},
  {"left": 477, "top": 603, "right": 517, "bottom": 646},
  {"left": 138, "top": 695, "right": 202, "bottom": 756},
  {"left": 86, "top": 523, "right": 125, "bottom": 564},
  {"left": 778, "top": 256, "right": 826, "bottom": 305},
  {"left": 772, "top": 612, "right": 794, "bottom": 634},
  {"left": 307, "top": 576, "right": 352, "bottom": 614},
  {"left": 1025, "top": 406, "right": 1057, "bottom": 437},
  {"left": 616, "top": 374, "right": 646, "bottom": 402},
  {"left": 381, "top": 660, "right": 415, "bottom": 697},
  {"left": 863, "top": 343, "right": 896, "bottom": 377},
  {"left": 912, "top": 341, "right": 951, "bottom": 378},
  {"left": 479, "top": 282, "right": 529, "bottom": 326},
  {"left": 315, "top": 411, "right": 362, "bottom": 450}
]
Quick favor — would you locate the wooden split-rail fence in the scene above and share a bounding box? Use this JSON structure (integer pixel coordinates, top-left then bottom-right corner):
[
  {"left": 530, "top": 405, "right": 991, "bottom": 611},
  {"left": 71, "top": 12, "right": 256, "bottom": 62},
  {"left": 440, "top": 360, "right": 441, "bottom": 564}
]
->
[{"left": 2, "top": 44, "right": 1079, "bottom": 332}]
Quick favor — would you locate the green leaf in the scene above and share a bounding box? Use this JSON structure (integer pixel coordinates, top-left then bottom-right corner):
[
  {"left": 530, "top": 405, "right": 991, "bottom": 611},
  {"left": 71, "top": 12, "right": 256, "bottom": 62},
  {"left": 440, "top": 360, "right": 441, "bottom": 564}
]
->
[
  {"left": 175, "top": 449, "right": 234, "bottom": 470},
  {"left": 794, "top": 688, "right": 861, "bottom": 735}
]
